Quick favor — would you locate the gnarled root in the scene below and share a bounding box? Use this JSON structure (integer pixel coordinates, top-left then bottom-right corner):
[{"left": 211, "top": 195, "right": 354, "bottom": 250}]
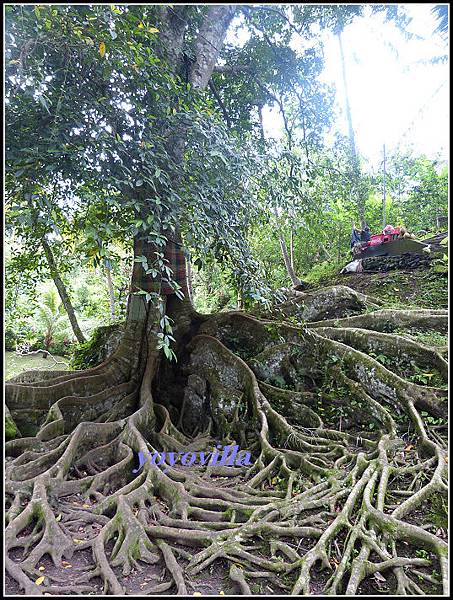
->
[{"left": 5, "top": 294, "right": 448, "bottom": 595}]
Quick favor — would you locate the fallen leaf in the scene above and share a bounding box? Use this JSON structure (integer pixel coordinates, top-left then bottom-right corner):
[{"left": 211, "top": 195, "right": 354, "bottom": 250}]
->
[
  {"left": 63, "top": 564, "right": 72, "bottom": 569},
  {"left": 82, "top": 504, "right": 90, "bottom": 508},
  {"left": 38, "top": 566, "right": 45, "bottom": 571},
  {"left": 73, "top": 538, "right": 84, "bottom": 544},
  {"left": 35, "top": 576, "right": 45, "bottom": 585},
  {"left": 55, "top": 514, "right": 62, "bottom": 522},
  {"left": 404, "top": 445, "right": 414, "bottom": 452}
]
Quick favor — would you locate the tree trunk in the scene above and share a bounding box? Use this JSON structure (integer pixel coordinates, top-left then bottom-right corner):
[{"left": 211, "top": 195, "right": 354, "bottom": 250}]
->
[
  {"left": 258, "top": 103, "right": 265, "bottom": 145},
  {"left": 279, "top": 233, "right": 302, "bottom": 287},
  {"left": 338, "top": 30, "right": 365, "bottom": 223},
  {"left": 105, "top": 262, "right": 116, "bottom": 320},
  {"left": 237, "top": 288, "right": 243, "bottom": 309},
  {"left": 290, "top": 228, "right": 295, "bottom": 269},
  {"left": 127, "top": 5, "right": 236, "bottom": 327},
  {"left": 41, "top": 238, "right": 86, "bottom": 344},
  {"left": 320, "top": 242, "right": 331, "bottom": 260},
  {"left": 186, "top": 255, "right": 194, "bottom": 304}
]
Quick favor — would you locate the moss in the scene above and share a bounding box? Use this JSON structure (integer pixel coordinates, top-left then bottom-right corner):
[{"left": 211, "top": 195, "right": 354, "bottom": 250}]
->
[
  {"left": 366, "top": 350, "right": 446, "bottom": 389},
  {"left": 5, "top": 413, "right": 20, "bottom": 441},
  {"left": 315, "top": 265, "right": 448, "bottom": 310},
  {"left": 128, "top": 539, "right": 141, "bottom": 560},
  {"left": 70, "top": 323, "right": 123, "bottom": 369},
  {"left": 379, "top": 518, "right": 398, "bottom": 539},
  {"left": 394, "top": 329, "right": 448, "bottom": 348},
  {"left": 428, "top": 495, "right": 448, "bottom": 530},
  {"left": 224, "top": 507, "right": 234, "bottom": 520}
]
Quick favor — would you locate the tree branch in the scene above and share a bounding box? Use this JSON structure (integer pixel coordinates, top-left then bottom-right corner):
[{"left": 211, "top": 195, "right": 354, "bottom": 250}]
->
[
  {"left": 208, "top": 80, "right": 232, "bottom": 128},
  {"left": 189, "top": 6, "right": 236, "bottom": 89}
]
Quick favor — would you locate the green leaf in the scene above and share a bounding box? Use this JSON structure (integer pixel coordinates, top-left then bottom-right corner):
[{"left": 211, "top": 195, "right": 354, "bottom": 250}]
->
[{"left": 38, "top": 96, "right": 50, "bottom": 114}]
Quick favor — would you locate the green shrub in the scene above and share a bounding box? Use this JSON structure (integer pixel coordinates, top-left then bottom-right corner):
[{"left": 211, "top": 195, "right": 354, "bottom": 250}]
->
[
  {"left": 4, "top": 318, "right": 38, "bottom": 350},
  {"left": 29, "top": 332, "right": 74, "bottom": 357},
  {"left": 304, "top": 260, "right": 343, "bottom": 284},
  {"left": 4, "top": 327, "right": 17, "bottom": 351}
]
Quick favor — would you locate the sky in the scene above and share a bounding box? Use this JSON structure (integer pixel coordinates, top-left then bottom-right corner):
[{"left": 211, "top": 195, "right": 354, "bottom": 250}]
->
[{"left": 258, "top": 4, "right": 449, "bottom": 171}]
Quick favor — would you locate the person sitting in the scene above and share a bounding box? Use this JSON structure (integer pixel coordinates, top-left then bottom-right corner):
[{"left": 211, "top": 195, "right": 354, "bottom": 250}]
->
[
  {"left": 360, "top": 221, "right": 371, "bottom": 242},
  {"left": 350, "top": 222, "right": 362, "bottom": 248}
]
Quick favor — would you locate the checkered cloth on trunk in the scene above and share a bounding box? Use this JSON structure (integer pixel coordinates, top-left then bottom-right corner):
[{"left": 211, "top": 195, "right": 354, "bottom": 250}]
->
[{"left": 132, "top": 238, "right": 188, "bottom": 296}]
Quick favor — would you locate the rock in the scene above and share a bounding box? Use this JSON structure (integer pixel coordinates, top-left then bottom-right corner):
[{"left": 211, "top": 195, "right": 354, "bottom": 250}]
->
[
  {"left": 180, "top": 374, "right": 208, "bottom": 434},
  {"left": 362, "top": 252, "right": 432, "bottom": 273}
]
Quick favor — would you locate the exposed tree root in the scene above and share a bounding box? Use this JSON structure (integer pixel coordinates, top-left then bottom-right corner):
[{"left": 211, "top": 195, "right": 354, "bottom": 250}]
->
[{"left": 5, "top": 287, "right": 448, "bottom": 595}]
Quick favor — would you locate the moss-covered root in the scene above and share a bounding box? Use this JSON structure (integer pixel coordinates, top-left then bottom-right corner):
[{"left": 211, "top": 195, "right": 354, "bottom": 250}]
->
[
  {"left": 5, "top": 478, "right": 75, "bottom": 594},
  {"left": 266, "top": 284, "right": 382, "bottom": 322},
  {"left": 5, "top": 404, "right": 21, "bottom": 441},
  {"left": 4, "top": 289, "right": 449, "bottom": 596},
  {"left": 308, "top": 308, "right": 448, "bottom": 333}
]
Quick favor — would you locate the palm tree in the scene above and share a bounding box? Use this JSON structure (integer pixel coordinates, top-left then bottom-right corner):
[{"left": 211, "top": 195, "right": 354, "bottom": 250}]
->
[{"left": 35, "top": 288, "right": 71, "bottom": 352}]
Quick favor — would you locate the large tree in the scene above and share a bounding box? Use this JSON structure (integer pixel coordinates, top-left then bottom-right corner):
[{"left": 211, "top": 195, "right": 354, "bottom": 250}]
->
[{"left": 5, "top": 5, "right": 448, "bottom": 596}]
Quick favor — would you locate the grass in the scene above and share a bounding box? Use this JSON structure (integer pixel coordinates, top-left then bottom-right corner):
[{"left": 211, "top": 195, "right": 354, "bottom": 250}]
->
[
  {"left": 5, "top": 351, "right": 68, "bottom": 380},
  {"left": 303, "top": 259, "right": 345, "bottom": 285}
]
